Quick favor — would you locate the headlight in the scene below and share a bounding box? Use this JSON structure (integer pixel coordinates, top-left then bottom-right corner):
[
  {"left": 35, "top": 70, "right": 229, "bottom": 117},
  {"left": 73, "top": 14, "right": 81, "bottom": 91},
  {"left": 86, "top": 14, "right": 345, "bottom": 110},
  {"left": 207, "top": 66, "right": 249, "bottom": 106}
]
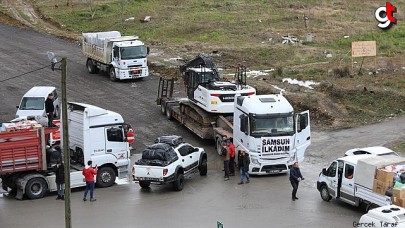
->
[{"left": 251, "top": 155, "right": 260, "bottom": 165}]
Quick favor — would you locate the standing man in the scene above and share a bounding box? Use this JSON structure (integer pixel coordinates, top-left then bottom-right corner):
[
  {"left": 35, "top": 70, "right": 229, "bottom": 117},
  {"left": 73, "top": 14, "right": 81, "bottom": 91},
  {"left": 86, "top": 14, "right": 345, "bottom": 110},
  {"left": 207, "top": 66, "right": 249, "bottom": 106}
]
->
[
  {"left": 222, "top": 145, "right": 230, "bottom": 181},
  {"left": 45, "top": 93, "right": 54, "bottom": 127},
  {"left": 54, "top": 159, "right": 65, "bottom": 200},
  {"left": 228, "top": 138, "right": 235, "bottom": 176},
  {"left": 290, "top": 162, "right": 304, "bottom": 201},
  {"left": 237, "top": 150, "right": 250, "bottom": 184},
  {"left": 82, "top": 160, "right": 98, "bottom": 202}
]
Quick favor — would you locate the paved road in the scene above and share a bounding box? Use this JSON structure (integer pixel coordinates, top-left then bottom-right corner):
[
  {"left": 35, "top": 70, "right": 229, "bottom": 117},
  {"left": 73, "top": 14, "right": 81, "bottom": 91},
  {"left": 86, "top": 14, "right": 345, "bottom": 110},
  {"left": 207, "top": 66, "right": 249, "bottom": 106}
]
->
[{"left": 1, "top": 23, "right": 405, "bottom": 228}]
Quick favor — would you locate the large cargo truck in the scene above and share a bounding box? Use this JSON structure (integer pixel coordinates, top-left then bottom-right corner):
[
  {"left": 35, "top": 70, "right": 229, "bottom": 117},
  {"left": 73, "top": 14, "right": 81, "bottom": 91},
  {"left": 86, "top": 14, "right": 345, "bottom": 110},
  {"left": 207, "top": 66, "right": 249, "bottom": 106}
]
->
[
  {"left": 157, "top": 66, "right": 311, "bottom": 174},
  {"left": 0, "top": 102, "right": 131, "bottom": 199},
  {"left": 82, "top": 31, "right": 149, "bottom": 81}
]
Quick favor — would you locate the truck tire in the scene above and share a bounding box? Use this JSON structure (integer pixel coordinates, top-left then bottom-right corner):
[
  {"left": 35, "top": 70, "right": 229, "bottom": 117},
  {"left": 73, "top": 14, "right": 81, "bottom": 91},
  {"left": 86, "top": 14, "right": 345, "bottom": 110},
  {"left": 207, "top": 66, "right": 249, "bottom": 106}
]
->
[
  {"left": 86, "top": 59, "right": 98, "bottom": 74},
  {"left": 96, "top": 167, "right": 116, "bottom": 188},
  {"left": 166, "top": 103, "right": 173, "bottom": 120},
  {"left": 216, "top": 137, "right": 223, "bottom": 156},
  {"left": 25, "top": 178, "right": 48, "bottom": 199},
  {"left": 199, "top": 156, "right": 208, "bottom": 176},
  {"left": 320, "top": 185, "right": 332, "bottom": 202},
  {"left": 139, "top": 181, "right": 150, "bottom": 188},
  {"left": 109, "top": 67, "right": 118, "bottom": 82},
  {"left": 173, "top": 173, "right": 184, "bottom": 191}
]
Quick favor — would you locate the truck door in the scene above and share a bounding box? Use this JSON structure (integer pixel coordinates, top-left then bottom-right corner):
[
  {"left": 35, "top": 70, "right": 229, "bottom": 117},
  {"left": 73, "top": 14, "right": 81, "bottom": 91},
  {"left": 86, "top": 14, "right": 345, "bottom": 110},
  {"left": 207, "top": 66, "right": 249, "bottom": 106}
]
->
[
  {"left": 177, "top": 144, "right": 199, "bottom": 173},
  {"left": 324, "top": 161, "right": 339, "bottom": 198},
  {"left": 104, "top": 126, "right": 128, "bottom": 159},
  {"left": 295, "top": 110, "right": 311, "bottom": 163},
  {"left": 340, "top": 163, "right": 355, "bottom": 203}
]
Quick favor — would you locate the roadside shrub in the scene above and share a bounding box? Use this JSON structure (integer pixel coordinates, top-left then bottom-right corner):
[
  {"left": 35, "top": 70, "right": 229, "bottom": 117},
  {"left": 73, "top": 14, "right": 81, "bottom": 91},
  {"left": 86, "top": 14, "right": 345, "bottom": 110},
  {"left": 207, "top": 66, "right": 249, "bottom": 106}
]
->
[{"left": 333, "top": 66, "right": 350, "bottom": 78}]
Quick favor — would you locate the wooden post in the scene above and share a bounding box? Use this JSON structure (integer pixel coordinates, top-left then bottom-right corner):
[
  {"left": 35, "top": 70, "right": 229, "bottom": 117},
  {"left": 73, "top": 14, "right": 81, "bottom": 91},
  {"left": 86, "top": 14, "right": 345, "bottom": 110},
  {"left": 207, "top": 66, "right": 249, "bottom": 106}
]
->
[{"left": 61, "top": 57, "right": 72, "bottom": 228}]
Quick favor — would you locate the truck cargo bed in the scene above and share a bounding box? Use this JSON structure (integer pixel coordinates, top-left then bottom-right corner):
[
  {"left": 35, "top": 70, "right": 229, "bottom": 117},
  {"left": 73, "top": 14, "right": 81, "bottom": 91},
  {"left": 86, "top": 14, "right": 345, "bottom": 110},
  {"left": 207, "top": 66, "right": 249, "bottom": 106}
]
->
[{"left": 0, "top": 129, "right": 47, "bottom": 174}]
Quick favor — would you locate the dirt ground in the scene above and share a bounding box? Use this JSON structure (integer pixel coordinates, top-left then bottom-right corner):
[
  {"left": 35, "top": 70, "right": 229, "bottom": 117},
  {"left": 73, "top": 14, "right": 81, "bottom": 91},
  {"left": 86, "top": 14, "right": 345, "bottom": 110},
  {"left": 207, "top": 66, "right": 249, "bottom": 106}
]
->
[{"left": 1, "top": 0, "right": 403, "bottom": 130}]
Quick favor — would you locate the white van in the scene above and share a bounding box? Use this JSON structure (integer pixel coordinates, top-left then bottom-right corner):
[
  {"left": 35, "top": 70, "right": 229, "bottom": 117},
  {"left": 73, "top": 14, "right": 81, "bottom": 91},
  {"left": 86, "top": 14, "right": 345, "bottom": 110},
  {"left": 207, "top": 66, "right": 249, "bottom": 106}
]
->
[
  {"left": 358, "top": 205, "right": 405, "bottom": 228},
  {"left": 15, "top": 86, "right": 60, "bottom": 120}
]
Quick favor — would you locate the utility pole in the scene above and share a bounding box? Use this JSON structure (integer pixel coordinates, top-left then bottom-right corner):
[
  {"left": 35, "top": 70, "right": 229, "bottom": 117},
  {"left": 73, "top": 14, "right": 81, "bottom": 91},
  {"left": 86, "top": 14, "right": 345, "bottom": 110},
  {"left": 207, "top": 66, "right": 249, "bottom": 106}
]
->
[{"left": 61, "top": 57, "right": 72, "bottom": 228}]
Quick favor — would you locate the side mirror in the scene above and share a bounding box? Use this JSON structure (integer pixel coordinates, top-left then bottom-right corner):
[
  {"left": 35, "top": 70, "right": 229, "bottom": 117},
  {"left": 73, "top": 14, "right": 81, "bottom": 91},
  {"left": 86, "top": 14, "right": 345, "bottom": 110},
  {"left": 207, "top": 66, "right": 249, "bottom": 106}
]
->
[
  {"left": 16, "top": 105, "right": 19, "bottom": 109},
  {"left": 322, "top": 168, "right": 327, "bottom": 176},
  {"left": 147, "top": 47, "right": 150, "bottom": 55},
  {"left": 193, "top": 148, "right": 199, "bottom": 152}
]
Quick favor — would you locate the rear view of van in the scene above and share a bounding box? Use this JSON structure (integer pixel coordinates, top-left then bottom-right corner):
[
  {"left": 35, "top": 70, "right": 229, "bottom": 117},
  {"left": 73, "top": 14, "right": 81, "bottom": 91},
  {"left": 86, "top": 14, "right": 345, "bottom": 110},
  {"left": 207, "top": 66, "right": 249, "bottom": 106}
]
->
[{"left": 15, "top": 86, "right": 60, "bottom": 121}]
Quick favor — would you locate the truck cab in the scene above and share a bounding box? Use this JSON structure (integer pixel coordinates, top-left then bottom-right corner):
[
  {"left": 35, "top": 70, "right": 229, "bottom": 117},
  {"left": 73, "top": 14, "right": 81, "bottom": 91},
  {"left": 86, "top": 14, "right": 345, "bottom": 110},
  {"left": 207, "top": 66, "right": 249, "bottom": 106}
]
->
[
  {"left": 317, "top": 155, "right": 370, "bottom": 205},
  {"left": 232, "top": 94, "right": 311, "bottom": 174},
  {"left": 67, "top": 102, "right": 131, "bottom": 187}
]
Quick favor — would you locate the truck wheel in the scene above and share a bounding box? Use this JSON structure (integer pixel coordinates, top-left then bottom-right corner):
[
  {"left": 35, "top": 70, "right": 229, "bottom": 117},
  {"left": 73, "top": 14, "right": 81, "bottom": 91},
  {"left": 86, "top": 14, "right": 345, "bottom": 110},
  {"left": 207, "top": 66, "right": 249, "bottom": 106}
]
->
[
  {"left": 173, "top": 173, "right": 184, "bottom": 191},
  {"left": 199, "top": 157, "right": 208, "bottom": 176},
  {"left": 216, "top": 137, "right": 223, "bottom": 155},
  {"left": 166, "top": 103, "right": 173, "bottom": 120},
  {"left": 96, "top": 167, "right": 116, "bottom": 188},
  {"left": 109, "top": 67, "right": 118, "bottom": 82},
  {"left": 86, "top": 59, "right": 98, "bottom": 74},
  {"left": 160, "top": 103, "right": 166, "bottom": 115},
  {"left": 25, "top": 178, "right": 48, "bottom": 199},
  {"left": 320, "top": 185, "right": 332, "bottom": 202},
  {"left": 139, "top": 181, "right": 150, "bottom": 188}
]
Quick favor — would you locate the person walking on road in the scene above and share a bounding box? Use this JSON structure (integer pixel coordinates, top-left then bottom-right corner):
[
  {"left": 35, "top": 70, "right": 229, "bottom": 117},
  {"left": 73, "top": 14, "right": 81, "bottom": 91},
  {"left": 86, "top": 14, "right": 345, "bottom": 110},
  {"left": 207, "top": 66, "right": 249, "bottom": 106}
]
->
[
  {"left": 82, "top": 160, "right": 98, "bottom": 202},
  {"left": 227, "top": 138, "right": 236, "bottom": 176},
  {"left": 54, "top": 159, "right": 65, "bottom": 200},
  {"left": 290, "top": 162, "right": 304, "bottom": 201},
  {"left": 45, "top": 93, "right": 54, "bottom": 127},
  {"left": 237, "top": 150, "right": 250, "bottom": 184},
  {"left": 222, "top": 145, "right": 230, "bottom": 181}
]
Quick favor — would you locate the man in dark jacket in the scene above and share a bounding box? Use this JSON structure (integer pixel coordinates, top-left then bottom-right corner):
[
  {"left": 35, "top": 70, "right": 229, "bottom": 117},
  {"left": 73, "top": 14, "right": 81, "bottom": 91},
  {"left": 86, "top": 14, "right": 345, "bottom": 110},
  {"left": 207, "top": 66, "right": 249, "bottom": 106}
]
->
[
  {"left": 237, "top": 150, "right": 250, "bottom": 184},
  {"left": 54, "top": 159, "right": 65, "bottom": 200},
  {"left": 290, "top": 162, "right": 304, "bottom": 201},
  {"left": 45, "top": 93, "right": 54, "bottom": 127}
]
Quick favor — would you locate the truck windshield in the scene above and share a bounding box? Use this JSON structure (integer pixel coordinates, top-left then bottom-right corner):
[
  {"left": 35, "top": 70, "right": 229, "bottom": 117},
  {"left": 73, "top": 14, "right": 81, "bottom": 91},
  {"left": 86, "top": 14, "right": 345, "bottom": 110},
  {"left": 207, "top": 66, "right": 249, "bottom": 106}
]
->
[
  {"left": 120, "top": 46, "right": 147, "bottom": 59},
  {"left": 250, "top": 113, "right": 294, "bottom": 137},
  {"left": 19, "top": 97, "right": 45, "bottom": 110}
]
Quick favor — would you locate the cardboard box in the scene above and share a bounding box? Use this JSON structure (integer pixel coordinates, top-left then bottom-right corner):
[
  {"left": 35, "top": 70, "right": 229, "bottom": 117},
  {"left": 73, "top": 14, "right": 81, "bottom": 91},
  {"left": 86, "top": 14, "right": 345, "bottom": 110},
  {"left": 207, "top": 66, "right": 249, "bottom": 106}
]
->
[
  {"left": 375, "top": 169, "right": 395, "bottom": 183},
  {"left": 393, "top": 188, "right": 405, "bottom": 198},
  {"left": 373, "top": 179, "right": 392, "bottom": 195},
  {"left": 397, "top": 198, "right": 405, "bottom": 207}
]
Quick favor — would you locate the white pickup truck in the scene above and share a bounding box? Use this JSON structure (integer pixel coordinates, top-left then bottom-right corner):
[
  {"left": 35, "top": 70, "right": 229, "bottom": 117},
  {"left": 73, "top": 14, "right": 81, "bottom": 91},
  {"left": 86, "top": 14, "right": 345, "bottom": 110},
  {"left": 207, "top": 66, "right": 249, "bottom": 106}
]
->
[
  {"left": 317, "top": 154, "right": 405, "bottom": 209},
  {"left": 132, "top": 136, "right": 207, "bottom": 191}
]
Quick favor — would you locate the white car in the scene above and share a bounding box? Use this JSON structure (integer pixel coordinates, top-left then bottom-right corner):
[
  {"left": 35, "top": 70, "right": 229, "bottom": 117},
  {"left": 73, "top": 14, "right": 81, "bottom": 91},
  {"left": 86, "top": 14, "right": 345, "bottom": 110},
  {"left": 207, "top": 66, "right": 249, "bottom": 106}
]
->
[{"left": 344, "top": 146, "right": 399, "bottom": 157}]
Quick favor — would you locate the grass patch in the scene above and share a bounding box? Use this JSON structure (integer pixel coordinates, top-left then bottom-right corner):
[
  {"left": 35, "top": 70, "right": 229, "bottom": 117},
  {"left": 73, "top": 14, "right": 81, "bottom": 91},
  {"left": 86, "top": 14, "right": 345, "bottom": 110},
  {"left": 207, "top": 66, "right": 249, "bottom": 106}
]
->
[{"left": 391, "top": 140, "right": 405, "bottom": 154}]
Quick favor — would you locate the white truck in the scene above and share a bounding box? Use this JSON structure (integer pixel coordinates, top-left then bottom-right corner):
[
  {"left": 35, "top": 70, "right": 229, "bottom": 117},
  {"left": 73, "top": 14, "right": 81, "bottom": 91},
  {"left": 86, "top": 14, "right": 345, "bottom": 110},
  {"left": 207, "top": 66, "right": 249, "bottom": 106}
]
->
[
  {"left": 82, "top": 31, "right": 149, "bottom": 81},
  {"left": 317, "top": 154, "right": 405, "bottom": 209},
  {"left": 0, "top": 102, "right": 131, "bottom": 199},
  {"left": 158, "top": 76, "right": 311, "bottom": 174},
  {"left": 132, "top": 136, "right": 207, "bottom": 191}
]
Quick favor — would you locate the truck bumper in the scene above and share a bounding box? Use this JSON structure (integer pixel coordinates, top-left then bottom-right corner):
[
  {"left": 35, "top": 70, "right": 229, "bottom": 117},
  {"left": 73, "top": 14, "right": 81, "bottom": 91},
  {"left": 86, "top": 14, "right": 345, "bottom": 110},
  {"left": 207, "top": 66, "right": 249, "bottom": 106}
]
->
[
  {"left": 132, "top": 173, "right": 175, "bottom": 183},
  {"left": 117, "top": 68, "right": 148, "bottom": 80},
  {"left": 249, "top": 163, "right": 289, "bottom": 175}
]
